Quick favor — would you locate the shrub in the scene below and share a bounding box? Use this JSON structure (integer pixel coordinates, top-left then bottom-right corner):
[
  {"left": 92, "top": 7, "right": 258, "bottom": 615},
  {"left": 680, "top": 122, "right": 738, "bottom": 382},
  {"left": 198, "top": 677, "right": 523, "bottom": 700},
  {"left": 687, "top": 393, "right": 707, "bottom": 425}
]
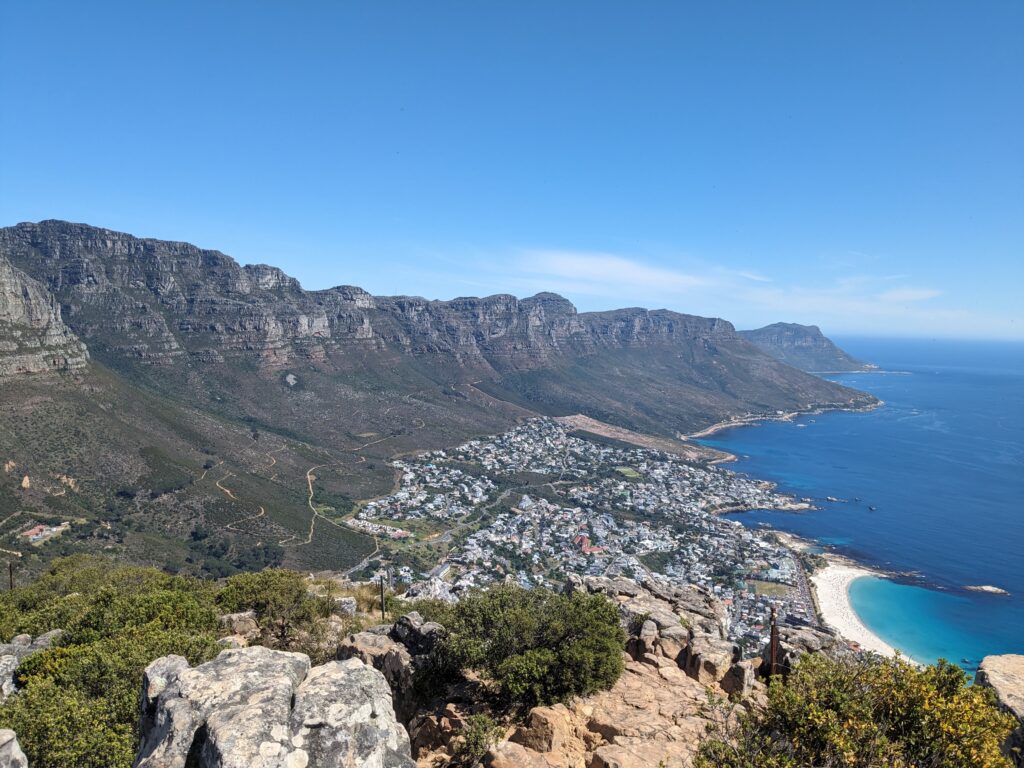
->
[
  {"left": 216, "top": 568, "right": 331, "bottom": 641},
  {"left": 451, "top": 713, "right": 504, "bottom": 766},
  {"left": 696, "top": 653, "right": 1017, "bottom": 768},
  {"left": 423, "top": 584, "right": 625, "bottom": 708}
]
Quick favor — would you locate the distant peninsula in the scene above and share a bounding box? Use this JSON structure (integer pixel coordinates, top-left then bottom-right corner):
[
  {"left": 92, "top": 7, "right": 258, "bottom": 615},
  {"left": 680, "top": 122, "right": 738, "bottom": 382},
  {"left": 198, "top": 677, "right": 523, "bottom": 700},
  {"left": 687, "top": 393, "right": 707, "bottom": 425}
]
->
[{"left": 740, "top": 322, "right": 875, "bottom": 373}]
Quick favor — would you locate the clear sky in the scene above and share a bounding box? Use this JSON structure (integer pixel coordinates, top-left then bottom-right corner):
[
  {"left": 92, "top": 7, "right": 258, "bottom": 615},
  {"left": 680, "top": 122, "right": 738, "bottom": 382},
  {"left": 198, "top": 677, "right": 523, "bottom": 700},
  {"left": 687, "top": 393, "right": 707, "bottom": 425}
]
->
[{"left": 1, "top": 2, "right": 1021, "bottom": 339}]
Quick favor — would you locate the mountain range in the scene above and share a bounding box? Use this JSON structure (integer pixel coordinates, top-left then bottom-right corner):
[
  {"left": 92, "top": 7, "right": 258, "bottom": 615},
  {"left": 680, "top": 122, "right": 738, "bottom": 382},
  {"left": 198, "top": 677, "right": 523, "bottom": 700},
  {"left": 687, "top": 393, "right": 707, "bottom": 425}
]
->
[{"left": 0, "top": 220, "right": 876, "bottom": 576}]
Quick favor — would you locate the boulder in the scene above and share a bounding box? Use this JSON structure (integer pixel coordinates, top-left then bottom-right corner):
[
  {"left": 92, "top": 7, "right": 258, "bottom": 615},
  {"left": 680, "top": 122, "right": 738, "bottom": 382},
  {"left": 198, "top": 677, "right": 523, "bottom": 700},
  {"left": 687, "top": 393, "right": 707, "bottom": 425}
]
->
[
  {"left": 338, "top": 629, "right": 416, "bottom": 722},
  {"left": 389, "top": 611, "right": 444, "bottom": 655},
  {"left": 217, "top": 610, "right": 260, "bottom": 641},
  {"left": 332, "top": 596, "right": 357, "bottom": 616},
  {"left": 484, "top": 741, "right": 551, "bottom": 768},
  {"left": 133, "top": 646, "right": 414, "bottom": 768},
  {"left": 0, "top": 730, "right": 27, "bottom": 768},
  {"left": 682, "top": 636, "right": 738, "bottom": 685},
  {"left": 720, "top": 659, "right": 757, "bottom": 698},
  {"left": 0, "top": 658, "right": 18, "bottom": 703},
  {"left": 976, "top": 654, "right": 1024, "bottom": 766},
  {"left": 567, "top": 575, "right": 727, "bottom": 643},
  {"left": 509, "top": 704, "right": 581, "bottom": 757}
]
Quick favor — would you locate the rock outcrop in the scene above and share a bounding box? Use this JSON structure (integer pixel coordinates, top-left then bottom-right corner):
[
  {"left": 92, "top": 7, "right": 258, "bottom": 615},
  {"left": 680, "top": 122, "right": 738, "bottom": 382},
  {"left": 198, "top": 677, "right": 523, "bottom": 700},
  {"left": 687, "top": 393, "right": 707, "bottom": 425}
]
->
[
  {"left": 337, "top": 611, "right": 445, "bottom": 723},
  {"left": 133, "top": 646, "right": 414, "bottom": 768},
  {"left": 757, "top": 621, "right": 849, "bottom": 678},
  {"left": 0, "top": 730, "right": 27, "bottom": 768},
  {"left": 488, "top": 655, "right": 722, "bottom": 768},
  {"left": 565, "top": 574, "right": 742, "bottom": 690},
  {"left": 976, "top": 654, "right": 1024, "bottom": 766},
  {"left": 0, "top": 630, "right": 64, "bottom": 702},
  {"left": 740, "top": 323, "right": 872, "bottom": 373},
  {"left": 0, "top": 252, "right": 87, "bottom": 379}
]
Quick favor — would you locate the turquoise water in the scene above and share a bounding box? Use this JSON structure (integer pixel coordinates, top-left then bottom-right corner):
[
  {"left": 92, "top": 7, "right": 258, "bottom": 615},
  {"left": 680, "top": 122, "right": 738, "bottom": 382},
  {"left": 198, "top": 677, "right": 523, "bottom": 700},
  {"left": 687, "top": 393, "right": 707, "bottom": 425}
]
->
[{"left": 700, "top": 338, "right": 1024, "bottom": 670}]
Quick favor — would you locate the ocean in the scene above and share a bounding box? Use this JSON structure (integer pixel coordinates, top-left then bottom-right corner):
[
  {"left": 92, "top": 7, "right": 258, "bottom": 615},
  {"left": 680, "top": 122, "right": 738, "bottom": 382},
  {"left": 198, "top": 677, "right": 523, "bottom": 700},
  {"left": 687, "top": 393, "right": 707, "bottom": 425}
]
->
[{"left": 699, "top": 338, "right": 1024, "bottom": 670}]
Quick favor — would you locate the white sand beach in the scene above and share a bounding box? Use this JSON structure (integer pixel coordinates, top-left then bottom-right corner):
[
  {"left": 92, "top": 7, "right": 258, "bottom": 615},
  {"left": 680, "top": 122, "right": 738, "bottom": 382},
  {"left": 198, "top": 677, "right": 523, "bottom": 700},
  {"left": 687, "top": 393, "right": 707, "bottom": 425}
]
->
[{"left": 810, "top": 560, "right": 900, "bottom": 658}]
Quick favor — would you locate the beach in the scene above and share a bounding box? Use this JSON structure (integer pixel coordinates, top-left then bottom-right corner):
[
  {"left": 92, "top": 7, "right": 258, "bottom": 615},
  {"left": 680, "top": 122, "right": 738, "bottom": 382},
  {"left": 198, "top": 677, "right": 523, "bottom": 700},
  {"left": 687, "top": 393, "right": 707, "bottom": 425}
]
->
[{"left": 810, "top": 558, "right": 900, "bottom": 658}]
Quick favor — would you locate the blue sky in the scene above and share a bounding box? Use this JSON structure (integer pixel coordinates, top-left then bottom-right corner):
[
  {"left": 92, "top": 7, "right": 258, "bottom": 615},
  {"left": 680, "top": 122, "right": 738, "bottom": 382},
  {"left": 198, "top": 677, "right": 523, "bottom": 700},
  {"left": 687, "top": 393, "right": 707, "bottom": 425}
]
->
[{"left": 1, "top": 2, "right": 1021, "bottom": 339}]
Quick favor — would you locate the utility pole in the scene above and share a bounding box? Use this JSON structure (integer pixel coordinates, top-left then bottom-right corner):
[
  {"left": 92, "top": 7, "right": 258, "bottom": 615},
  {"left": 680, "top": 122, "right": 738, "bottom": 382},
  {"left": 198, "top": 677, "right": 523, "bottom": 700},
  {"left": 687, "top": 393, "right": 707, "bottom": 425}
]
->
[
  {"left": 8, "top": 562, "right": 13, "bottom": 592},
  {"left": 379, "top": 574, "right": 386, "bottom": 622},
  {"left": 769, "top": 605, "right": 779, "bottom": 677}
]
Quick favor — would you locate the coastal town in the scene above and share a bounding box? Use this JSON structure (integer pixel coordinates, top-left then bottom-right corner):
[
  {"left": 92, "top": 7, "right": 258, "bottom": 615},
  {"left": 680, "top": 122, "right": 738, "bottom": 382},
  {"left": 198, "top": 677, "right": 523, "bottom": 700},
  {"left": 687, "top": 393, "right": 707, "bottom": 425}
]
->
[{"left": 353, "top": 418, "right": 820, "bottom": 651}]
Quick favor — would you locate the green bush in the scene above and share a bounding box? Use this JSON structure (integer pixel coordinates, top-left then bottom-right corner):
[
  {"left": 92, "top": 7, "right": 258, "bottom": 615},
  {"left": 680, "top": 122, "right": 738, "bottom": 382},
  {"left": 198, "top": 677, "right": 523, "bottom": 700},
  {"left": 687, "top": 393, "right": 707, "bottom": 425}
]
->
[
  {"left": 420, "top": 584, "right": 625, "bottom": 708},
  {"left": 696, "top": 653, "right": 1017, "bottom": 768},
  {"left": 451, "top": 713, "right": 504, "bottom": 766},
  {"left": 216, "top": 568, "right": 331, "bottom": 641}
]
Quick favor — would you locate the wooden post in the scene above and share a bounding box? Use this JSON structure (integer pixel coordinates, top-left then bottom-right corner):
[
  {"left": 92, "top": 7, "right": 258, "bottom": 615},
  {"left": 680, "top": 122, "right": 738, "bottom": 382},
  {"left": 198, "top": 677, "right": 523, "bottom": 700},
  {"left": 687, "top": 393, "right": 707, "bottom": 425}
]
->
[
  {"left": 769, "top": 605, "right": 779, "bottom": 677},
  {"left": 379, "top": 574, "right": 386, "bottom": 622}
]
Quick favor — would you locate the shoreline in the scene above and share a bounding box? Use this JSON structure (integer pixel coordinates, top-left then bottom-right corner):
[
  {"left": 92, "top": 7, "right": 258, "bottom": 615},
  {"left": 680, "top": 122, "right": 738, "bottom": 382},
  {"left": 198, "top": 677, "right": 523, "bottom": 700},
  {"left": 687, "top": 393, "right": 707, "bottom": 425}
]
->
[
  {"left": 774, "top": 531, "right": 925, "bottom": 663},
  {"left": 809, "top": 556, "right": 902, "bottom": 658},
  {"left": 686, "top": 400, "right": 883, "bottom": 441}
]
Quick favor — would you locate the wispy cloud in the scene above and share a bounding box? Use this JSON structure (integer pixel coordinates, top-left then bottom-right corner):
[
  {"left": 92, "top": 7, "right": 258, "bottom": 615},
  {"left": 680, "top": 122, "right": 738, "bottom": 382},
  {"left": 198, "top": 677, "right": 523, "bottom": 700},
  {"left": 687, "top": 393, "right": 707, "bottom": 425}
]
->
[
  {"left": 362, "top": 244, "right": 1020, "bottom": 339},
  {"left": 877, "top": 287, "right": 942, "bottom": 302},
  {"left": 736, "top": 270, "right": 772, "bottom": 283},
  {"left": 515, "top": 249, "right": 707, "bottom": 297}
]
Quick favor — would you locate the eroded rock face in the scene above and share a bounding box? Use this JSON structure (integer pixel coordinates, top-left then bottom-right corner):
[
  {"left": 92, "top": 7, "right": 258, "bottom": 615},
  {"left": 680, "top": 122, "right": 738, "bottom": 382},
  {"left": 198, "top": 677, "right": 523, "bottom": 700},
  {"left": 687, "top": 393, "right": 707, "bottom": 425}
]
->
[
  {"left": 0, "top": 729, "right": 27, "bottom": 768},
  {"left": 758, "top": 621, "right": 848, "bottom": 677},
  {"left": 337, "top": 612, "right": 444, "bottom": 724},
  {"left": 976, "top": 654, "right": 1024, "bottom": 766},
  {"left": 134, "top": 646, "right": 414, "bottom": 768},
  {"left": 568, "top": 574, "right": 728, "bottom": 641},
  {"left": 488, "top": 656, "right": 716, "bottom": 768},
  {"left": 0, "top": 253, "right": 87, "bottom": 379}
]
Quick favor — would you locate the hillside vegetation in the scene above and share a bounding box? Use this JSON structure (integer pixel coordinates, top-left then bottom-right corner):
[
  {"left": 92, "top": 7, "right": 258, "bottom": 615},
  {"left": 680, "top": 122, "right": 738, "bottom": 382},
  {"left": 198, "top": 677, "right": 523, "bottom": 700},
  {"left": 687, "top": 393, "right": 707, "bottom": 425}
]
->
[{"left": 0, "top": 557, "right": 1016, "bottom": 768}]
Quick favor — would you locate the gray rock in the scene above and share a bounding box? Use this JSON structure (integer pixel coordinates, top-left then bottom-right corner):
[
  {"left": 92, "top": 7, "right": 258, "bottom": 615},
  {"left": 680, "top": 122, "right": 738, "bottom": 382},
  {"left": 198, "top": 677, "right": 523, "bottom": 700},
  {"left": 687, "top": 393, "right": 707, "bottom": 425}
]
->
[
  {"left": 332, "top": 596, "right": 357, "bottom": 616},
  {"left": 133, "top": 646, "right": 414, "bottom": 768},
  {"left": 0, "top": 629, "right": 65, "bottom": 703},
  {"left": 217, "top": 610, "right": 260, "bottom": 641},
  {"left": 758, "top": 622, "right": 846, "bottom": 677},
  {"left": 338, "top": 630, "right": 415, "bottom": 723},
  {"left": 976, "top": 654, "right": 1024, "bottom": 767},
  {"left": 389, "top": 612, "right": 444, "bottom": 656},
  {"left": 0, "top": 729, "right": 27, "bottom": 768},
  {"left": 0, "top": 658, "right": 18, "bottom": 704},
  {"left": 721, "top": 660, "right": 757, "bottom": 697}
]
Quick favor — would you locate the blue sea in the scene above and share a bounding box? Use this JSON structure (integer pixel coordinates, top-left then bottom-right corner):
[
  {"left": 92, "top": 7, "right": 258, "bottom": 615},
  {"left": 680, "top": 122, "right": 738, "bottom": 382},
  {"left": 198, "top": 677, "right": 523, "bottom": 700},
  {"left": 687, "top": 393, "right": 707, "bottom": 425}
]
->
[{"left": 699, "top": 338, "right": 1024, "bottom": 670}]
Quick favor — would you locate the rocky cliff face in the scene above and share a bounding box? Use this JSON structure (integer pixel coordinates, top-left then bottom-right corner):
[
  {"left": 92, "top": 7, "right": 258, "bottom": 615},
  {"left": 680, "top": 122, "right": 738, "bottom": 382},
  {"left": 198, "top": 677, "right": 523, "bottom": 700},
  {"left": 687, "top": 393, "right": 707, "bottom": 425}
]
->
[
  {"left": 0, "top": 252, "right": 88, "bottom": 379},
  {"left": 740, "top": 322, "right": 872, "bottom": 372},
  {"left": 0, "top": 221, "right": 875, "bottom": 442},
  {"left": 0, "top": 221, "right": 734, "bottom": 375}
]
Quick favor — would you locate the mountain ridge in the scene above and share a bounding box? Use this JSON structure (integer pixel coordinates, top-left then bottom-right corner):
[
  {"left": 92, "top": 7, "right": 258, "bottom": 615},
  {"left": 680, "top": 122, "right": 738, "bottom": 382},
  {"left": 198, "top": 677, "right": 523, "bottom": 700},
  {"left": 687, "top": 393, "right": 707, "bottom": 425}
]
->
[
  {"left": 0, "top": 220, "right": 877, "bottom": 575},
  {"left": 740, "top": 321, "right": 874, "bottom": 372}
]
